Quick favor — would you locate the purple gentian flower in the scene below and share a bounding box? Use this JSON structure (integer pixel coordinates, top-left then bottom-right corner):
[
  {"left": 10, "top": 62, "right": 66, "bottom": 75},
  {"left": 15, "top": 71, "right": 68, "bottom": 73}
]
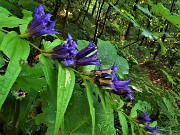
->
[
  {"left": 21, "top": 5, "right": 59, "bottom": 37},
  {"left": 75, "top": 42, "right": 99, "bottom": 66},
  {"left": 92, "top": 65, "right": 117, "bottom": 89},
  {"left": 137, "top": 112, "right": 151, "bottom": 125},
  {"left": 113, "top": 77, "right": 135, "bottom": 99},
  {"left": 52, "top": 34, "right": 77, "bottom": 67},
  {"left": 145, "top": 125, "right": 158, "bottom": 135}
]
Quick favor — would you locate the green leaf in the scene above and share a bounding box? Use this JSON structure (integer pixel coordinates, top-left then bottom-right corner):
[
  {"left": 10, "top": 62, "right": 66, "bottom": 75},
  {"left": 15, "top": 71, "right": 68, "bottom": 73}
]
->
[
  {"left": 0, "top": 31, "right": 30, "bottom": 109},
  {"left": 77, "top": 40, "right": 89, "bottom": 50},
  {"left": 130, "top": 103, "right": 141, "bottom": 118},
  {"left": 161, "top": 69, "right": 177, "bottom": 85},
  {"left": 0, "top": 31, "right": 30, "bottom": 60},
  {"left": 84, "top": 79, "right": 95, "bottom": 135},
  {"left": 13, "top": 62, "right": 47, "bottom": 92},
  {"left": 136, "top": 4, "right": 152, "bottom": 16},
  {"left": 118, "top": 111, "right": 128, "bottom": 135},
  {"left": 42, "top": 39, "right": 62, "bottom": 50},
  {"left": 150, "top": 2, "right": 180, "bottom": 28},
  {"left": 0, "top": 6, "right": 11, "bottom": 15},
  {"left": 0, "top": 1, "right": 22, "bottom": 17},
  {"left": 157, "top": 39, "right": 166, "bottom": 55},
  {"left": 95, "top": 103, "right": 116, "bottom": 135},
  {"left": 0, "top": 52, "right": 5, "bottom": 68},
  {"left": 39, "top": 55, "right": 57, "bottom": 98},
  {"left": 0, "top": 31, "right": 6, "bottom": 45},
  {"left": 130, "top": 122, "right": 136, "bottom": 135},
  {"left": 63, "top": 84, "right": 92, "bottom": 134},
  {"left": 35, "top": 90, "right": 57, "bottom": 135},
  {"left": 0, "top": 13, "right": 27, "bottom": 28},
  {"left": 97, "top": 39, "right": 129, "bottom": 77},
  {"left": 55, "top": 64, "right": 75, "bottom": 135},
  {"left": 19, "top": 10, "right": 32, "bottom": 34},
  {"left": 63, "top": 84, "right": 116, "bottom": 135},
  {"left": 18, "top": 0, "right": 40, "bottom": 11}
]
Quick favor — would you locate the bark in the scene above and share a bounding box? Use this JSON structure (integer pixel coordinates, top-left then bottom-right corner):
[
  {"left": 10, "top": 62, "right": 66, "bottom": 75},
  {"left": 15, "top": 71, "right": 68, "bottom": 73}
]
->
[
  {"left": 93, "top": 0, "right": 106, "bottom": 43},
  {"left": 82, "top": 0, "right": 92, "bottom": 24},
  {"left": 51, "top": 0, "right": 61, "bottom": 20},
  {"left": 124, "top": 0, "right": 139, "bottom": 40},
  {"left": 97, "top": 0, "right": 120, "bottom": 38},
  {"left": 63, "top": 0, "right": 71, "bottom": 28}
]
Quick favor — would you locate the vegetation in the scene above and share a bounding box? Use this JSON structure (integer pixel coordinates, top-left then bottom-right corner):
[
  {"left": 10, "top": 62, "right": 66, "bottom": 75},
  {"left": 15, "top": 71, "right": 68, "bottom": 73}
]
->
[{"left": 0, "top": 0, "right": 179, "bottom": 135}]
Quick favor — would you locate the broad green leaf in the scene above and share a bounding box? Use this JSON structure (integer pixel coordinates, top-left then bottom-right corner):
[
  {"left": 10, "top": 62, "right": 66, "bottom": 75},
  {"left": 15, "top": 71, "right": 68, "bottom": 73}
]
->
[
  {"left": 0, "top": 52, "right": 5, "bottom": 68},
  {"left": 150, "top": 2, "right": 180, "bottom": 28},
  {"left": 97, "top": 39, "right": 129, "bottom": 77},
  {"left": 130, "top": 103, "right": 141, "bottom": 118},
  {"left": 0, "top": 31, "right": 30, "bottom": 109},
  {"left": 19, "top": 10, "right": 32, "bottom": 34},
  {"left": 16, "top": 89, "right": 39, "bottom": 130},
  {"left": 136, "top": 4, "right": 152, "bottom": 16},
  {"left": 0, "top": 13, "right": 27, "bottom": 28},
  {"left": 63, "top": 84, "right": 116, "bottom": 135},
  {"left": 55, "top": 64, "right": 75, "bottom": 135},
  {"left": 0, "top": 31, "right": 30, "bottom": 60},
  {"left": 39, "top": 55, "right": 57, "bottom": 98},
  {"left": 42, "top": 39, "right": 62, "bottom": 50},
  {"left": 13, "top": 62, "right": 47, "bottom": 92},
  {"left": 35, "top": 90, "right": 57, "bottom": 135},
  {"left": 0, "top": 31, "right": 6, "bottom": 45},
  {"left": 130, "top": 122, "right": 136, "bottom": 135},
  {"left": 84, "top": 79, "right": 95, "bottom": 135},
  {"left": 0, "top": 6, "right": 11, "bottom": 15},
  {"left": 95, "top": 104, "right": 116, "bottom": 135},
  {"left": 77, "top": 40, "right": 89, "bottom": 50},
  {"left": 118, "top": 111, "right": 128, "bottom": 135},
  {"left": 63, "top": 84, "right": 92, "bottom": 134}
]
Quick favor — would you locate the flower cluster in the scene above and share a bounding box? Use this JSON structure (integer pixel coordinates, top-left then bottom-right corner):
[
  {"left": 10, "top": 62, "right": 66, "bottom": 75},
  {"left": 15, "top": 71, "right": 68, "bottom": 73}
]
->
[
  {"left": 52, "top": 34, "right": 99, "bottom": 67},
  {"left": 92, "top": 65, "right": 135, "bottom": 99},
  {"left": 137, "top": 112, "right": 164, "bottom": 135},
  {"left": 52, "top": 34, "right": 77, "bottom": 66},
  {"left": 20, "top": 5, "right": 166, "bottom": 135},
  {"left": 20, "top": 5, "right": 59, "bottom": 38}
]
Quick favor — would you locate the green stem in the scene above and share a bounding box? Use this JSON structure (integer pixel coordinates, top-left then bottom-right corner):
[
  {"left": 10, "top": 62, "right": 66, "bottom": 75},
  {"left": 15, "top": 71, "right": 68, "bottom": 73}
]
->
[
  {"left": 0, "top": 29, "right": 9, "bottom": 33},
  {"left": 29, "top": 42, "right": 43, "bottom": 52}
]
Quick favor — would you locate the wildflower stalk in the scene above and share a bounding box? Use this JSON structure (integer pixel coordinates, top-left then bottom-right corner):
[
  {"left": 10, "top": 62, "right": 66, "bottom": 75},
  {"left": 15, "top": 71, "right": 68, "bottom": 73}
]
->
[{"left": 29, "top": 42, "right": 43, "bottom": 52}]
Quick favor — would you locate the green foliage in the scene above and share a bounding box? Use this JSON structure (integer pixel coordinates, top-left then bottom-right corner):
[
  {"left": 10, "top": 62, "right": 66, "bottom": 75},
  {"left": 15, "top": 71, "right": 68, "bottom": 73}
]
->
[
  {"left": 149, "top": 2, "right": 180, "bottom": 28},
  {"left": 0, "top": 1, "right": 179, "bottom": 135},
  {"left": 97, "top": 39, "right": 129, "bottom": 78},
  {"left": 118, "top": 111, "right": 128, "bottom": 135},
  {"left": 55, "top": 63, "right": 75, "bottom": 135},
  {"left": 0, "top": 6, "right": 26, "bottom": 28},
  {"left": 0, "top": 31, "right": 30, "bottom": 108}
]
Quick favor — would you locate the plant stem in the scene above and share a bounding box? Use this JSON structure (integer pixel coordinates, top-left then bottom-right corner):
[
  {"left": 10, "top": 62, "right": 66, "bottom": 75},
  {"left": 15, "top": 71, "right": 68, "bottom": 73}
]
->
[
  {"left": 0, "top": 29, "right": 9, "bottom": 33},
  {"left": 29, "top": 43, "right": 43, "bottom": 52}
]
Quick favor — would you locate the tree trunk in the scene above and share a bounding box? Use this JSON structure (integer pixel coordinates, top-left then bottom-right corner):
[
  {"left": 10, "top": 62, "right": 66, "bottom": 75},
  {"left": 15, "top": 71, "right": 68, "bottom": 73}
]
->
[
  {"left": 63, "top": 0, "right": 71, "bottom": 28},
  {"left": 82, "top": 0, "right": 92, "bottom": 24},
  {"left": 93, "top": 0, "right": 105, "bottom": 43},
  {"left": 124, "top": 0, "right": 139, "bottom": 40}
]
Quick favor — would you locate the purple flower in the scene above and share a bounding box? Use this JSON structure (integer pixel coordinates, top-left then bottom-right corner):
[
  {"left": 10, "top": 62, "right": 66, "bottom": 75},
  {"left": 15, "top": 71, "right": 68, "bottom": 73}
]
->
[
  {"left": 21, "top": 5, "right": 59, "bottom": 37},
  {"left": 113, "top": 78, "right": 135, "bottom": 99},
  {"left": 92, "top": 65, "right": 117, "bottom": 89},
  {"left": 137, "top": 112, "right": 151, "bottom": 125},
  {"left": 75, "top": 42, "right": 100, "bottom": 66},
  {"left": 52, "top": 34, "right": 77, "bottom": 66},
  {"left": 145, "top": 125, "right": 158, "bottom": 135}
]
